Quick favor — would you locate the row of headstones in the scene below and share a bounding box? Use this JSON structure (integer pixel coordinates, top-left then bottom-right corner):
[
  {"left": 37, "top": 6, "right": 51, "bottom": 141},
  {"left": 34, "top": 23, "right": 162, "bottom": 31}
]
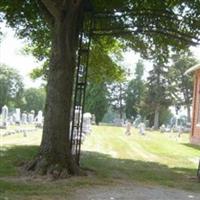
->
[
  {"left": 0, "top": 105, "right": 43, "bottom": 128},
  {"left": 1, "top": 105, "right": 94, "bottom": 132},
  {"left": 73, "top": 111, "right": 93, "bottom": 137}
]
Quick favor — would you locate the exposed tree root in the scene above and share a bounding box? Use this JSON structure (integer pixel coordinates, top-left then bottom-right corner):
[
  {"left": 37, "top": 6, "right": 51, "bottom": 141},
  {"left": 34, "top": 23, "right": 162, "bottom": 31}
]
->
[{"left": 22, "top": 155, "right": 85, "bottom": 180}]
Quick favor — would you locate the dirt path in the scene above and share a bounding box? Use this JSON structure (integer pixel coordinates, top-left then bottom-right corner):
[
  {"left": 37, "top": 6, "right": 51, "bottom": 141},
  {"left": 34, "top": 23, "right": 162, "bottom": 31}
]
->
[{"left": 72, "top": 183, "right": 200, "bottom": 200}]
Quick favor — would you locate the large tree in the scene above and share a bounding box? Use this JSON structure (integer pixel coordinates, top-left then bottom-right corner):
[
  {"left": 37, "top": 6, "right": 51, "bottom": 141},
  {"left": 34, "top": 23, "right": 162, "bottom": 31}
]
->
[
  {"left": 168, "top": 51, "right": 198, "bottom": 122},
  {"left": 1, "top": 0, "right": 200, "bottom": 176},
  {"left": 145, "top": 57, "right": 172, "bottom": 129},
  {"left": 125, "top": 60, "right": 145, "bottom": 119},
  {"left": 108, "top": 82, "right": 127, "bottom": 119},
  {"left": 85, "top": 82, "right": 108, "bottom": 124}
]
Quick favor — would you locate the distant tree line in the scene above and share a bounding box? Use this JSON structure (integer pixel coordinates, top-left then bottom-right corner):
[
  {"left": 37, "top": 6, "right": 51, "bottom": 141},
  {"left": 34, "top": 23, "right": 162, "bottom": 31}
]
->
[
  {"left": 1, "top": 50, "right": 195, "bottom": 128},
  {"left": 0, "top": 63, "right": 46, "bottom": 114},
  {"left": 85, "top": 51, "right": 197, "bottom": 128}
]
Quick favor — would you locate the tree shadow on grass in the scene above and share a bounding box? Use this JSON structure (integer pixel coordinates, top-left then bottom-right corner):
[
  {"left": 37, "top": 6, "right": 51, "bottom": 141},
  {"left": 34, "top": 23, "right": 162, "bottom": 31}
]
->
[
  {"left": 0, "top": 145, "right": 39, "bottom": 176},
  {"left": 0, "top": 146, "right": 199, "bottom": 192},
  {"left": 182, "top": 143, "right": 200, "bottom": 151},
  {"left": 81, "top": 151, "right": 200, "bottom": 191}
]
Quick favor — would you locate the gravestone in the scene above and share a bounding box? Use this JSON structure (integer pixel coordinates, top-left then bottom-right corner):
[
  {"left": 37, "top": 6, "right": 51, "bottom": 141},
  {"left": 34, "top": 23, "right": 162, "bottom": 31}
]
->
[
  {"left": 125, "top": 120, "right": 132, "bottom": 136},
  {"left": 91, "top": 114, "right": 96, "bottom": 125},
  {"left": 2, "top": 105, "right": 8, "bottom": 127},
  {"left": 28, "top": 110, "right": 35, "bottom": 124},
  {"left": 8, "top": 115, "right": 15, "bottom": 125},
  {"left": 160, "top": 124, "right": 166, "bottom": 133},
  {"left": 15, "top": 108, "right": 21, "bottom": 124},
  {"left": 35, "top": 110, "right": 43, "bottom": 128},
  {"left": 21, "top": 112, "right": 28, "bottom": 124},
  {"left": 82, "top": 112, "right": 92, "bottom": 135},
  {"left": 139, "top": 122, "right": 145, "bottom": 135}
]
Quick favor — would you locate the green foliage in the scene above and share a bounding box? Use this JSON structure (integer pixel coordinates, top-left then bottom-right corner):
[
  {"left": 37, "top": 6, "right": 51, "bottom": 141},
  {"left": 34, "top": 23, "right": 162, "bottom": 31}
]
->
[
  {"left": 85, "top": 82, "right": 109, "bottom": 124},
  {"left": 159, "top": 107, "right": 173, "bottom": 125},
  {"left": 125, "top": 60, "right": 146, "bottom": 119},
  {"left": 167, "top": 50, "right": 198, "bottom": 122},
  {"left": 1, "top": 0, "right": 200, "bottom": 174},
  {"left": 168, "top": 51, "right": 198, "bottom": 106},
  {"left": 143, "top": 59, "right": 172, "bottom": 127},
  {"left": 1, "top": 0, "right": 200, "bottom": 82},
  {"left": 94, "top": 0, "right": 200, "bottom": 60},
  {"left": 147, "top": 64, "right": 171, "bottom": 108},
  {"left": 0, "top": 0, "right": 51, "bottom": 60},
  {"left": 88, "top": 38, "right": 125, "bottom": 83},
  {"left": 22, "top": 87, "right": 46, "bottom": 113},
  {"left": 102, "top": 107, "right": 119, "bottom": 123},
  {"left": 0, "top": 64, "right": 24, "bottom": 109},
  {"left": 30, "top": 60, "right": 49, "bottom": 80},
  {"left": 108, "top": 82, "right": 127, "bottom": 119}
]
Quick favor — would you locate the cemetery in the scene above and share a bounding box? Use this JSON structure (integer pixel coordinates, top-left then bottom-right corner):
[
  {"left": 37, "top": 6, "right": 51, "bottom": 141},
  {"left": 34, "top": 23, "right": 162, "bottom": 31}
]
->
[
  {"left": 1, "top": 1, "right": 200, "bottom": 200},
  {"left": 0, "top": 106, "right": 43, "bottom": 137},
  {"left": 1, "top": 124, "right": 200, "bottom": 199}
]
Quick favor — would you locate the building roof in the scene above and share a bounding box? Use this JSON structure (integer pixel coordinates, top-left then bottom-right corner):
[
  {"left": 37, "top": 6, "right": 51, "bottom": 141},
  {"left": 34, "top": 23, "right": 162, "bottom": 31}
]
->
[{"left": 184, "top": 63, "right": 200, "bottom": 75}]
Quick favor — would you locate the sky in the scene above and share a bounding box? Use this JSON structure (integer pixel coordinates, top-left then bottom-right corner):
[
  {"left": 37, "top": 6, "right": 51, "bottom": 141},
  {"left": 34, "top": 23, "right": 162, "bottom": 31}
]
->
[
  {"left": 0, "top": 23, "right": 43, "bottom": 88},
  {"left": 1, "top": 22, "right": 200, "bottom": 89}
]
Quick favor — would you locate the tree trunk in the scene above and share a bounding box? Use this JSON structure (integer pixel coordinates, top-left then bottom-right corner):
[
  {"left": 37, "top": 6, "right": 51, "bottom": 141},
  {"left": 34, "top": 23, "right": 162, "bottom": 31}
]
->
[
  {"left": 26, "top": 3, "right": 83, "bottom": 177},
  {"left": 154, "top": 105, "right": 159, "bottom": 129},
  {"left": 119, "top": 84, "right": 123, "bottom": 119}
]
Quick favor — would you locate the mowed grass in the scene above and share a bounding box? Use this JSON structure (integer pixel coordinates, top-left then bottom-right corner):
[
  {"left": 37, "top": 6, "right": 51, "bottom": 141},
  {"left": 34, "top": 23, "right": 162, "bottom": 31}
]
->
[
  {"left": 0, "top": 125, "right": 200, "bottom": 199},
  {"left": 81, "top": 126, "right": 200, "bottom": 190}
]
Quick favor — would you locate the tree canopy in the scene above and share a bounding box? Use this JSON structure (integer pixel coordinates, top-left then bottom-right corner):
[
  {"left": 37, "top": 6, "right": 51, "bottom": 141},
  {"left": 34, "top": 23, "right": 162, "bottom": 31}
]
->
[
  {"left": 1, "top": 0, "right": 200, "bottom": 177},
  {"left": 168, "top": 51, "right": 198, "bottom": 122},
  {"left": 85, "top": 82, "right": 108, "bottom": 124},
  {"left": 1, "top": 1, "right": 200, "bottom": 71},
  {"left": 125, "top": 60, "right": 145, "bottom": 119}
]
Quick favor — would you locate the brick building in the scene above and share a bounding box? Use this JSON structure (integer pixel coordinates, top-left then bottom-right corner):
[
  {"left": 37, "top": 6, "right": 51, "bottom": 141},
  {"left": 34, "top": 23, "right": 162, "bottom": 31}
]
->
[{"left": 185, "top": 64, "right": 200, "bottom": 145}]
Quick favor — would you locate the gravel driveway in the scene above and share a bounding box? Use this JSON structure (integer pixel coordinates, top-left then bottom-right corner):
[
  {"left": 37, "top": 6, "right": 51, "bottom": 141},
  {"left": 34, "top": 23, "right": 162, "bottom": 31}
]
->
[{"left": 72, "top": 183, "right": 200, "bottom": 200}]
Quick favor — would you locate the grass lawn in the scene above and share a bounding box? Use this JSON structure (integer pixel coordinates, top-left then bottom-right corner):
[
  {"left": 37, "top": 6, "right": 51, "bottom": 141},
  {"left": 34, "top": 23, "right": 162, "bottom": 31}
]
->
[{"left": 0, "top": 125, "right": 200, "bottom": 199}]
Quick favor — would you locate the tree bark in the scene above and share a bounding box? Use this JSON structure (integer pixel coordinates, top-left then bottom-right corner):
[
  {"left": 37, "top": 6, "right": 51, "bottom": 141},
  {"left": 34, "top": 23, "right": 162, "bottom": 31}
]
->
[
  {"left": 153, "top": 105, "right": 159, "bottom": 129},
  {"left": 26, "top": 1, "right": 83, "bottom": 177},
  {"left": 119, "top": 84, "right": 123, "bottom": 119}
]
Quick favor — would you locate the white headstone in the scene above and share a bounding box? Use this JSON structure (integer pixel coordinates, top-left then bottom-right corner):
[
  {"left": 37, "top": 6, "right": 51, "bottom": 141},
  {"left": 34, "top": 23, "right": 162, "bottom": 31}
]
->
[
  {"left": 15, "top": 108, "right": 21, "bottom": 124},
  {"left": 28, "top": 110, "right": 35, "bottom": 124},
  {"left": 160, "top": 124, "right": 165, "bottom": 133},
  {"left": 21, "top": 112, "right": 28, "bottom": 124},
  {"left": 2, "top": 105, "right": 8, "bottom": 127},
  {"left": 8, "top": 115, "right": 15, "bottom": 125},
  {"left": 91, "top": 114, "right": 96, "bottom": 125},
  {"left": 35, "top": 110, "right": 43, "bottom": 127},
  {"left": 82, "top": 112, "right": 92, "bottom": 135},
  {"left": 139, "top": 122, "right": 145, "bottom": 135}
]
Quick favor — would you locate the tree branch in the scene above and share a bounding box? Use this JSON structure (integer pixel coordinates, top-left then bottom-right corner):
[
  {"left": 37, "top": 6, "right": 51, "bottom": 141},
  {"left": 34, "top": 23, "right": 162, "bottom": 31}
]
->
[
  {"left": 92, "top": 22, "right": 200, "bottom": 45},
  {"left": 41, "top": 0, "right": 61, "bottom": 19},
  {"left": 36, "top": 0, "right": 54, "bottom": 26}
]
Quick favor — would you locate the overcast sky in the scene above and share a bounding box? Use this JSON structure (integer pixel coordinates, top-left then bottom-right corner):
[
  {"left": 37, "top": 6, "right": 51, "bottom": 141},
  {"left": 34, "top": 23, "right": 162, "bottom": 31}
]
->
[
  {"left": 1, "top": 22, "right": 200, "bottom": 89},
  {"left": 0, "top": 23, "right": 43, "bottom": 88}
]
